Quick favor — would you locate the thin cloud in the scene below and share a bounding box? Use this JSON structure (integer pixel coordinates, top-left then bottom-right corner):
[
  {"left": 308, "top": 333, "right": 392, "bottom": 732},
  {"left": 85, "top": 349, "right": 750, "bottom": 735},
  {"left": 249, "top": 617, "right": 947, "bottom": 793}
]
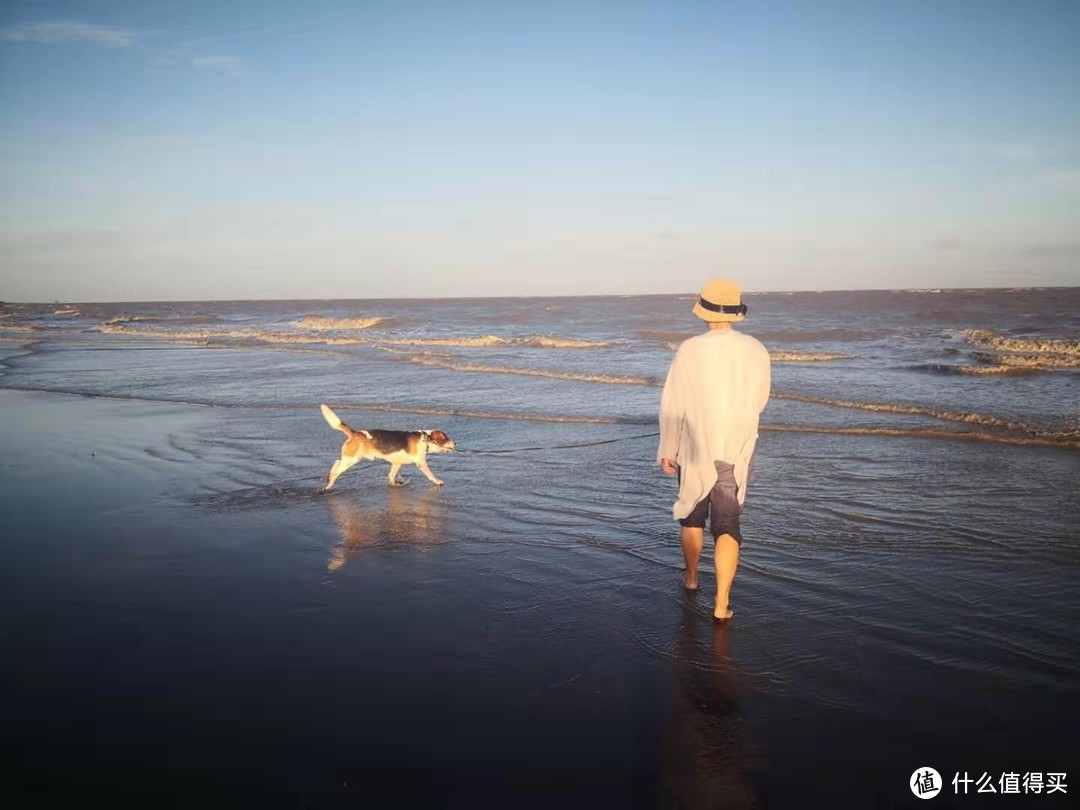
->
[
  {"left": 0, "top": 21, "right": 134, "bottom": 47},
  {"left": 993, "top": 144, "right": 1037, "bottom": 161},
  {"left": 191, "top": 54, "right": 243, "bottom": 74}
]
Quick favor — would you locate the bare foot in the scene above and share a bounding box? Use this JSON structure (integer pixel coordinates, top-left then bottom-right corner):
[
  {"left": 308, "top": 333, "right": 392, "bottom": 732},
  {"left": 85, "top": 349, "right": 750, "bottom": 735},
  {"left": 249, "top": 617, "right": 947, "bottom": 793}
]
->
[
  {"left": 681, "top": 571, "right": 698, "bottom": 591},
  {"left": 713, "top": 606, "right": 734, "bottom": 621}
]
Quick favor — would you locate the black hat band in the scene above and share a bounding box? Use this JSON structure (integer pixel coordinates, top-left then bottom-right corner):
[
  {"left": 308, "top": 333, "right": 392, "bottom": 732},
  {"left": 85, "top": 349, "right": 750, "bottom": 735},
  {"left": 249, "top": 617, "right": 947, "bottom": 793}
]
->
[{"left": 698, "top": 297, "right": 747, "bottom": 315}]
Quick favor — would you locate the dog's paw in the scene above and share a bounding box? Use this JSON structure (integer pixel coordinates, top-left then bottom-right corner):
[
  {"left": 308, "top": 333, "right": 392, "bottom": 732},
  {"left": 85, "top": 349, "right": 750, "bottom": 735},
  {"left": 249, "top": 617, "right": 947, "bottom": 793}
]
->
[{"left": 433, "top": 479, "right": 444, "bottom": 487}]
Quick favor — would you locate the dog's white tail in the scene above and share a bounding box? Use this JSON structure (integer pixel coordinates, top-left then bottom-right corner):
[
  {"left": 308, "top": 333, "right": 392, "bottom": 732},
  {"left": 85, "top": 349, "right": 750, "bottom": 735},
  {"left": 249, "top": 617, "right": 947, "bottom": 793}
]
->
[{"left": 320, "top": 403, "right": 354, "bottom": 434}]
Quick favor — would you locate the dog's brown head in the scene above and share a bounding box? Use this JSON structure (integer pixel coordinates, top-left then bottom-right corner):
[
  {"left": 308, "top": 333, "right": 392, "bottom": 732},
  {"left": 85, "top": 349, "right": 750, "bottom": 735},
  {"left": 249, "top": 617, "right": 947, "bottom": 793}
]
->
[{"left": 424, "top": 430, "right": 455, "bottom": 453}]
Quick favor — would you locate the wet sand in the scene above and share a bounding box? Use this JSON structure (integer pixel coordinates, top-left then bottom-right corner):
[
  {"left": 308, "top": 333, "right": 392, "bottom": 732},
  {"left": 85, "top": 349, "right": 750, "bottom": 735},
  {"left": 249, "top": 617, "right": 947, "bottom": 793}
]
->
[{"left": 1, "top": 389, "right": 1076, "bottom": 807}]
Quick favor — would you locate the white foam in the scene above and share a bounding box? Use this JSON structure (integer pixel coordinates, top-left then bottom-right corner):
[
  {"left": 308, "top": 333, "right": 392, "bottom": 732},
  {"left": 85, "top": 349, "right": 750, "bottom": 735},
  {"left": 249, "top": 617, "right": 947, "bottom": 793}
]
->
[
  {"left": 770, "top": 351, "right": 856, "bottom": 362},
  {"left": 295, "top": 315, "right": 387, "bottom": 330},
  {"left": 405, "top": 354, "right": 654, "bottom": 385},
  {"left": 98, "top": 322, "right": 614, "bottom": 350},
  {"left": 961, "top": 329, "right": 1080, "bottom": 359}
]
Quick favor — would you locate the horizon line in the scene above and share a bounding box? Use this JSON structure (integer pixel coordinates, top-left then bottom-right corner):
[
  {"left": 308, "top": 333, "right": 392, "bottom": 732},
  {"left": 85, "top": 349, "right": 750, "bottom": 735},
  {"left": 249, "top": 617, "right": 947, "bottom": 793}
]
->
[{"left": 2, "top": 284, "right": 1077, "bottom": 306}]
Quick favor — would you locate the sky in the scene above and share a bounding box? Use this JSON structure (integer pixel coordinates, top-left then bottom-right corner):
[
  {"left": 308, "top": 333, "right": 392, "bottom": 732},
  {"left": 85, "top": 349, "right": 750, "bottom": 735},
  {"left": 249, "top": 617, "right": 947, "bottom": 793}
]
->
[{"left": 1, "top": 0, "right": 1078, "bottom": 301}]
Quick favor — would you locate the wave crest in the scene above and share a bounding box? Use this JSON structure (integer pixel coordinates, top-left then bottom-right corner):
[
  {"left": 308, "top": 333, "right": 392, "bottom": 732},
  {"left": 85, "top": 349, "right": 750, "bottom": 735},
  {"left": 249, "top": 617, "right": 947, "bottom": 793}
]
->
[
  {"left": 375, "top": 334, "right": 613, "bottom": 348},
  {"left": 98, "top": 323, "right": 614, "bottom": 350},
  {"left": 295, "top": 315, "right": 387, "bottom": 330},
  {"left": 919, "top": 363, "right": 1036, "bottom": 376},
  {"left": 970, "top": 351, "right": 1080, "bottom": 369},
  {"left": 403, "top": 353, "right": 654, "bottom": 385},
  {"left": 961, "top": 329, "right": 1080, "bottom": 359},
  {"left": 770, "top": 351, "right": 855, "bottom": 362}
]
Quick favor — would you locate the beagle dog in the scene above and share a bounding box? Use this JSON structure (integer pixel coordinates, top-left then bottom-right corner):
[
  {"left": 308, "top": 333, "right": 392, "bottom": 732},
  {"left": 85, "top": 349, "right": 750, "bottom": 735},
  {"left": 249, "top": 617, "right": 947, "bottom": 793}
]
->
[{"left": 320, "top": 404, "right": 455, "bottom": 490}]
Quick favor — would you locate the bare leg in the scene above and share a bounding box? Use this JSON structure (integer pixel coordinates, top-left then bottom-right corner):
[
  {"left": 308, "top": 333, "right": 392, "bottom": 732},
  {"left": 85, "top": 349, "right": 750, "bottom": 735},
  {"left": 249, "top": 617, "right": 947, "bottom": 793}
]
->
[
  {"left": 714, "top": 534, "right": 739, "bottom": 620},
  {"left": 680, "top": 526, "right": 703, "bottom": 590}
]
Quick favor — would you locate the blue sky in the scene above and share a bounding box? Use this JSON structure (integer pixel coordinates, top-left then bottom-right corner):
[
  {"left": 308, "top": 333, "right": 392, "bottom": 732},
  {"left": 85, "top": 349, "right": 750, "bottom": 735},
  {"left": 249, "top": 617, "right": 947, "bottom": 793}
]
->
[{"left": 1, "top": 0, "right": 1078, "bottom": 301}]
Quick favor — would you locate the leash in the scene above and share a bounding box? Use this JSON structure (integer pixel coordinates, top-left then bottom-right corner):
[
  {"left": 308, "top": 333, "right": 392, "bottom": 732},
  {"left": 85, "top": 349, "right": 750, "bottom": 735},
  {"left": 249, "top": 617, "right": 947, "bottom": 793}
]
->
[{"left": 457, "top": 431, "right": 660, "bottom": 455}]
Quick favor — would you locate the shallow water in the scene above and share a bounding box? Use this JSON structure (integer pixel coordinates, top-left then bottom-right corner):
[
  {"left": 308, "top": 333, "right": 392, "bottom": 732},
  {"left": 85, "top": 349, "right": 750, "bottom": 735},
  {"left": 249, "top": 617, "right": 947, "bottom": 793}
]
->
[{"left": 1, "top": 289, "right": 1077, "bottom": 804}]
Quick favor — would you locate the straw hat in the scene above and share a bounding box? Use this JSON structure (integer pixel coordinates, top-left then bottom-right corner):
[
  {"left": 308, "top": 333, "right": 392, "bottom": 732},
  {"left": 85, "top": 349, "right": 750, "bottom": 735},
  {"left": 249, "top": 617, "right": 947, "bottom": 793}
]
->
[{"left": 691, "top": 278, "right": 747, "bottom": 322}]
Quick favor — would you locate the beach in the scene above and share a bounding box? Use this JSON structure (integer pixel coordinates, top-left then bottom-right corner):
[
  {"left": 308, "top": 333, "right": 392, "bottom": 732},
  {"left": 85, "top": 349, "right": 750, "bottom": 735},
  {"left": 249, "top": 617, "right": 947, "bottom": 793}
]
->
[{"left": 1, "top": 290, "right": 1078, "bottom": 806}]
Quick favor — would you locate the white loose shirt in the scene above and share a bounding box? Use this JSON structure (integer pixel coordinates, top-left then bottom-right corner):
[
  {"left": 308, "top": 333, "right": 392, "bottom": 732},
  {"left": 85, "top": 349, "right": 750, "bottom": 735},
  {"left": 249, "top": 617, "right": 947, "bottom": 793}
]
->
[{"left": 657, "top": 328, "right": 771, "bottom": 520}]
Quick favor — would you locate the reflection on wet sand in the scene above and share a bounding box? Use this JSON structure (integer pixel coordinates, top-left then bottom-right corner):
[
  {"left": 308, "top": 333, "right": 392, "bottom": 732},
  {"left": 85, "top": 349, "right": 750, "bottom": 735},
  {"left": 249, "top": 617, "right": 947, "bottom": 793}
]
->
[
  {"left": 659, "top": 603, "right": 756, "bottom": 809},
  {"left": 324, "top": 485, "right": 449, "bottom": 572}
]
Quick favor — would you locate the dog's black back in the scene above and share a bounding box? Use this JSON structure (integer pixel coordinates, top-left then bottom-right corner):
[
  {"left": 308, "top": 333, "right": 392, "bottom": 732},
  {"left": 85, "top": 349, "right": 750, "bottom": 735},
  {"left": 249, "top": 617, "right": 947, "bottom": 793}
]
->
[{"left": 365, "top": 429, "right": 422, "bottom": 455}]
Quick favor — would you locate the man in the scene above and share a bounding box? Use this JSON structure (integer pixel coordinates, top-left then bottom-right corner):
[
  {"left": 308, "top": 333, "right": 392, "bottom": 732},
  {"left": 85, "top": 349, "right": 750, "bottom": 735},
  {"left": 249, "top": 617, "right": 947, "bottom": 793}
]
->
[{"left": 657, "top": 278, "right": 771, "bottom": 621}]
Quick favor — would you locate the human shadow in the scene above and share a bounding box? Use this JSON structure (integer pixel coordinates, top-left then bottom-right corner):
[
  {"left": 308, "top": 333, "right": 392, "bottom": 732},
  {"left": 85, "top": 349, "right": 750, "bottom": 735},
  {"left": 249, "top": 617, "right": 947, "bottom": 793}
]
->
[
  {"left": 323, "top": 484, "right": 449, "bottom": 573},
  {"left": 657, "top": 602, "right": 756, "bottom": 809}
]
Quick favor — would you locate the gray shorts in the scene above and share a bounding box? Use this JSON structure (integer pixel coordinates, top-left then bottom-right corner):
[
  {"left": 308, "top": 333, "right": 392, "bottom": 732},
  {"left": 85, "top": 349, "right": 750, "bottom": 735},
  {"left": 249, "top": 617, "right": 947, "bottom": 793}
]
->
[{"left": 678, "top": 461, "right": 744, "bottom": 543}]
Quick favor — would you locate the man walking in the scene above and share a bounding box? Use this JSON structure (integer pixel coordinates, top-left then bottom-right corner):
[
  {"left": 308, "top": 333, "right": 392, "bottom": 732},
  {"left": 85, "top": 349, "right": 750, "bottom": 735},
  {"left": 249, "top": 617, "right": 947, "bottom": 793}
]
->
[{"left": 658, "top": 278, "right": 771, "bottom": 620}]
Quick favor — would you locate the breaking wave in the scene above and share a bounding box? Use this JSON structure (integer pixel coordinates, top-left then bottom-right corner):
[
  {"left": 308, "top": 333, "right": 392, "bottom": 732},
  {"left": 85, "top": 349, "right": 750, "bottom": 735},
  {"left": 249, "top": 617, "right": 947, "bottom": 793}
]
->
[
  {"left": 961, "top": 330, "right": 1080, "bottom": 357},
  {"left": 402, "top": 353, "right": 655, "bottom": 385},
  {"left": 531, "top": 336, "right": 616, "bottom": 348},
  {"left": 918, "top": 363, "right": 1037, "bottom": 376},
  {"left": 99, "top": 324, "right": 324, "bottom": 343},
  {"left": 770, "top": 351, "right": 855, "bottom": 362},
  {"left": 97, "top": 323, "right": 613, "bottom": 349},
  {"left": 970, "top": 351, "right": 1080, "bottom": 370},
  {"left": 375, "top": 334, "right": 614, "bottom": 349},
  {"left": 295, "top": 315, "right": 387, "bottom": 330}
]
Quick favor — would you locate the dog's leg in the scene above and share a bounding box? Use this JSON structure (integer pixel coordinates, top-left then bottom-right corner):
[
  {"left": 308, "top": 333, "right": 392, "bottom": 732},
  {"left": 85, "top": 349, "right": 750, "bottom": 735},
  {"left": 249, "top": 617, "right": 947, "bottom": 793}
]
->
[
  {"left": 416, "top": 458, "right": 443, "bottom": 487},
  {"left": 327, "top": 457, "right": 360, "bottom": 490},
  {"left": 325, "top": 458, "right": 343, "bottom": 490},
  {"left": 387, "top": 462, "right": 404, "bottom": 486}
]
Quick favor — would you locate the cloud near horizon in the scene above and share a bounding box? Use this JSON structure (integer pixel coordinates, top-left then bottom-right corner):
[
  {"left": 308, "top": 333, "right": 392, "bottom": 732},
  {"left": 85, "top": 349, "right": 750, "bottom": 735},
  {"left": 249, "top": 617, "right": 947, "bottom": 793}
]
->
[
  {"left": 1048, "top": 170, "right": 1080, "bottom": 192},
  {"left": 0, "top": 21, "right": 134, "bottom": 47}
]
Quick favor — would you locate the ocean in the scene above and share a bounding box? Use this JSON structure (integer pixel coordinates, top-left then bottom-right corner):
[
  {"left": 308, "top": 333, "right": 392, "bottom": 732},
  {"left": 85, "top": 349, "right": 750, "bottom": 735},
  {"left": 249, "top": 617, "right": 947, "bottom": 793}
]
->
[
  {"left": 3, "top": 288, "right": 1078, "bottom": 443},
  {"left": 1, "top": 288, "right": 1077, "bottom": 806}
]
